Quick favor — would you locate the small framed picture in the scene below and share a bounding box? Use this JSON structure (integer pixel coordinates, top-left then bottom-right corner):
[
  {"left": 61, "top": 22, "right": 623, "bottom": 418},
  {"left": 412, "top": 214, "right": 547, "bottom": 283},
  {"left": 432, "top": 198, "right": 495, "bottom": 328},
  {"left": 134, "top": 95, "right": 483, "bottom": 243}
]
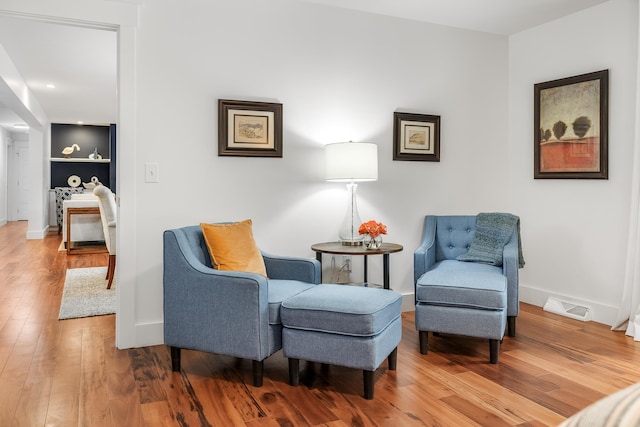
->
[
  {"left": 534, "top": 70, "right": 608, "bottom": 179},
  {"left": 393, "top": 112, "right": 440, "bottom": 162},
  {"left": 218, "top": 99, "right": 283, "bottom": 157}
]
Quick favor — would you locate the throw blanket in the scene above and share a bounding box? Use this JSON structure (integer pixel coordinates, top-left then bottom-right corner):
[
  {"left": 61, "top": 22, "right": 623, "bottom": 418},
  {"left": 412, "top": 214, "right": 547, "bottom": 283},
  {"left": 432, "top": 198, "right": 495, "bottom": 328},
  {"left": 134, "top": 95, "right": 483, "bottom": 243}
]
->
[{"left": 457, "top": 213, "right": 525, "bottom": 268}]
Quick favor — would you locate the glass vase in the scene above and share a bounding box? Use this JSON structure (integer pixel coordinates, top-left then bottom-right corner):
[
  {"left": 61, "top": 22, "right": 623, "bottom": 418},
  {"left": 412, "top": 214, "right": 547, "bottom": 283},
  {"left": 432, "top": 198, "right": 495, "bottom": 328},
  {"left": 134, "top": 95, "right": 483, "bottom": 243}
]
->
[{"left": 365, "top": 234, "right": 382, "bottom": 250}]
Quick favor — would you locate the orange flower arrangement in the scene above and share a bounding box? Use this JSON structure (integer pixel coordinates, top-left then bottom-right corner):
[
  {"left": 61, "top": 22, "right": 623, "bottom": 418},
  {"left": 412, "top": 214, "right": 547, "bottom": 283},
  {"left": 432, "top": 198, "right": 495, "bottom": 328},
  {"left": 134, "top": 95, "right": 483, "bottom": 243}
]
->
[{"left": 358, "top": 220, "right": 388, "bottom": 238}]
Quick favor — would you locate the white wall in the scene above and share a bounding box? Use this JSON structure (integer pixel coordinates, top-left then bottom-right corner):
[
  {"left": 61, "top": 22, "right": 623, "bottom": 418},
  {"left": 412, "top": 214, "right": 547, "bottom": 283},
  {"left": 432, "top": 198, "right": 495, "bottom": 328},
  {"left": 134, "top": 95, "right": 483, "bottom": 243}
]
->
[
  {"left": 508, "top": 0, "right": 639, "bottom": 324},
  {"left": 130, "top": 0, "right": 509, "bottom": 343},
  {"left": 0, "top": 127, "right": 7, "bottom": 225},
  {"left": 0, "top": 32, "right": 50, "bottom": 236}
]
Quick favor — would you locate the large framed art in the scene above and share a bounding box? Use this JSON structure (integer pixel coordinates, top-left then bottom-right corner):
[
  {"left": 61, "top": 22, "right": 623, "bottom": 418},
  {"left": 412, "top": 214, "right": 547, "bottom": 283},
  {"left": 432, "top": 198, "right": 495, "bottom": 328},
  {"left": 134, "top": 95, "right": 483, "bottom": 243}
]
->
[
  {"left": 534, "top": 70, "right": 608, "bottom": 179},
  {"left": 218, "top": 99, "right": 283, "bottom": 157}
]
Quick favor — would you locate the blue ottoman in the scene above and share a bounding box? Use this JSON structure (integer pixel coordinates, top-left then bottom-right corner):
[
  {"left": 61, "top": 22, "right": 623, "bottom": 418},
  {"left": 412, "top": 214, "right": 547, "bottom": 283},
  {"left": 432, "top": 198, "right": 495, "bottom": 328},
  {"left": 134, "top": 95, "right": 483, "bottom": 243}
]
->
[{"left": 281, "top": 284, "right": 402, "bottom": 399}]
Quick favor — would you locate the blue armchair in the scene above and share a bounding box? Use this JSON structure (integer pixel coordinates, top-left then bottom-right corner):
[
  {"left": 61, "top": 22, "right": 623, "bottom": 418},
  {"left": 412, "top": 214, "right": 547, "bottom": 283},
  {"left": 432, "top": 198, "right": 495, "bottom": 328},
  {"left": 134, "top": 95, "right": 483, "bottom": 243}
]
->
[
  {"left": 414, "top": 215, "right": 521, "bottom": 363},
  {"left": 163, "top": 225, "right": 321, "bottom": 386}
]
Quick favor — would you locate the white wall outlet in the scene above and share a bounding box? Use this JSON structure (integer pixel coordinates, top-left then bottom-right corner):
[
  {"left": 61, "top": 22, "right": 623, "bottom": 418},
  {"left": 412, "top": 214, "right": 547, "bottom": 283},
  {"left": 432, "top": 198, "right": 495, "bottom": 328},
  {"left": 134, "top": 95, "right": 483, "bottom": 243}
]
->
[{"left": 145, "top": 162, "right": 160, "bottom": 183}]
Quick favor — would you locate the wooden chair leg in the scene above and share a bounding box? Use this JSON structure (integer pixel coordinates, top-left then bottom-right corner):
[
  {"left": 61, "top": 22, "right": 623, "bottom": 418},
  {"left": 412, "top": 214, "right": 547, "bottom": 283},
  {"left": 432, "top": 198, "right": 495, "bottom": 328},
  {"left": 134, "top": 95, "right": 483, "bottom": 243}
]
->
[
  {"left": 363, "top": 370, "right": 375, "bottom": 400},
  {"left": 288, "top": 358, "right": 300, "bottom": 386},
  {"left": 419, "top": 331, "right": 429, "bottom": 355},
  {"left": 489, "top": 339, "right": 500, "bottom": 364},
  {"left": 170, "top": 346, "right": 181, "bottom": 372},
  {"left": 107, "top": 254, "right": 116, "bottom": 289},
  {"left": 507, "top": 316, "right": 516, "bottom": 337},
  {"left": 388, "top": 347, "right": 398, "bottom": 370},
  {"left": 252, "top": 360, "right": 264, "bottom": 387}
]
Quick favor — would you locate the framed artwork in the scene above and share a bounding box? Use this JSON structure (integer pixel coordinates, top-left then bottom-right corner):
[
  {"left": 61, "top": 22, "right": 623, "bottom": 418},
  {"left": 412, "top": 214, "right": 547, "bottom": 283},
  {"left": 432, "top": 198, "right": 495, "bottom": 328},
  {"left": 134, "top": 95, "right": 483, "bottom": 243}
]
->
[
  {"left": 393, "top": 112, "right": 440, "bottom": 162},
  {"left": 534, "top": 70, "right": 608, "bottom": 179},
  {"left": 218, "top": 99, "right": 283, "bottom": 157}
]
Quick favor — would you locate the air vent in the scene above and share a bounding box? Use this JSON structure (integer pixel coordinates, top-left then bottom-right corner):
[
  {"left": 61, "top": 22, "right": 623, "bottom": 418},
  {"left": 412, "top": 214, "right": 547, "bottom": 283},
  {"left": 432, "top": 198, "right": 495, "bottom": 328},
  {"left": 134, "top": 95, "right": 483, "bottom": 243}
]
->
[{"left": 543, "top": 297, "right": 591, "bottom": 321}]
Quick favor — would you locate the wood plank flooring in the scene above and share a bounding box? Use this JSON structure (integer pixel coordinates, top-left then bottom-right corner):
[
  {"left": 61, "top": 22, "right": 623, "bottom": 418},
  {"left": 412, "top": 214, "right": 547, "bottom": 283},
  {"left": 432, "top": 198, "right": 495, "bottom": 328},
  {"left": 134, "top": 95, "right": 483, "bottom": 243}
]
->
[{"left": 1, "top": 220, "right": 640, "bottom": 426}]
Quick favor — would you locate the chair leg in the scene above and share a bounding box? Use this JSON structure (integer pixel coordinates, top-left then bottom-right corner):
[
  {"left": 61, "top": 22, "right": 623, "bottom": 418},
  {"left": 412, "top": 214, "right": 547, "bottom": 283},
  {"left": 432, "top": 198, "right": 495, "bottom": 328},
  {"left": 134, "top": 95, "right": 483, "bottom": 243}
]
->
[
  {"left": 489, "top": 339, "right": 500, "bottom": 364},
  {"left": 507, "top": 316, "right": 516, "bottom": 337},
  {"left": 170, "top": 346, "right": 181, "bottom": 372},
  {"left": 363, "top": 370, "right": 374, "bottom": 400},
  {"left": 288, "top": 358, "right": 300, "bottom": 386},
  {"left": 388, "top": 347, "right": 398, "bottom": 370},
  {"left": 107, "top": 254, "right": 116, "bottom": 289},
  {"left": 252, "top": 360, "right": 264, "bottom": 387},
  {"left": 419, "top": 331, "right": 429, "bottom": 355}
]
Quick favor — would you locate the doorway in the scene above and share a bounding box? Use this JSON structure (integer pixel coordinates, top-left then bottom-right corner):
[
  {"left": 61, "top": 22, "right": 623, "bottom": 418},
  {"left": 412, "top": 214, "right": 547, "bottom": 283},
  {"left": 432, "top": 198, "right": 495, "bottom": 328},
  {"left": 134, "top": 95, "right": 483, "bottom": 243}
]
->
[{"left": 7, "top": 139, "right": 29, "bottom": 221}]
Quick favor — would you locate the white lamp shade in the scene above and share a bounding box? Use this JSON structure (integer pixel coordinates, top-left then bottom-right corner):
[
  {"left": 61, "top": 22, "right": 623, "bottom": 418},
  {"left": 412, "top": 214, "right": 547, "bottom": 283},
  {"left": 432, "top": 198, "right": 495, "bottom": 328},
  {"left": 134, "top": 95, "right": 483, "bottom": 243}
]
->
[{"left": 325, "top": 142, "right": 378, "bottom": 182}]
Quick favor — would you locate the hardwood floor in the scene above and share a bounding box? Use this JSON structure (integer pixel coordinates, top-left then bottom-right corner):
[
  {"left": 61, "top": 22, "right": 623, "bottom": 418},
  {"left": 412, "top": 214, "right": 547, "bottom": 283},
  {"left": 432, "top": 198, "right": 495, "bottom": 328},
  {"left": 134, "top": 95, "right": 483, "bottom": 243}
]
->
[{"left": 1, "top": 220, "right": 640, "bottom": 426}]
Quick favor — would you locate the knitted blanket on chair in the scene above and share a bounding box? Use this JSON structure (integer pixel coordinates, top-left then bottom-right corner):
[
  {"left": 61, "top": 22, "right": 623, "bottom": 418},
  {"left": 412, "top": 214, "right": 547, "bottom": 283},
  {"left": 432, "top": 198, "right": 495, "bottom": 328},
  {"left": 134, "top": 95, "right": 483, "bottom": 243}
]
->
[{"left": 457, "top": 212, "right": 525, "bottom": 268}]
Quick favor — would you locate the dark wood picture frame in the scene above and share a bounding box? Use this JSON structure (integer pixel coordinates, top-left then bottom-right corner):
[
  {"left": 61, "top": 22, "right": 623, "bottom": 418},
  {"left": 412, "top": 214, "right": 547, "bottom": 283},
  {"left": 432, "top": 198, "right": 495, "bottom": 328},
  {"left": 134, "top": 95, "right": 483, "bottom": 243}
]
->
[
  {"left": 393, "top": 112, "right": 440, "bottom": 162},
  {"left": 218, "top": 99, "right": 283, "bottom": 157},
  {"left": 534, "top": 70, "right": 608, "bottom": 179}
]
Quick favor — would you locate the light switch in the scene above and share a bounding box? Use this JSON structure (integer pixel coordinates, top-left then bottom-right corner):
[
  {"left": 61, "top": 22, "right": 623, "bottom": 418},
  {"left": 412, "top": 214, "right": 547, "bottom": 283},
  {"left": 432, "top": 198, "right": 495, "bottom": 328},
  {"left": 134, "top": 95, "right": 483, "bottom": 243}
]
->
[{"left": 145, "top": 162, "right": 160, "bottom": 183}]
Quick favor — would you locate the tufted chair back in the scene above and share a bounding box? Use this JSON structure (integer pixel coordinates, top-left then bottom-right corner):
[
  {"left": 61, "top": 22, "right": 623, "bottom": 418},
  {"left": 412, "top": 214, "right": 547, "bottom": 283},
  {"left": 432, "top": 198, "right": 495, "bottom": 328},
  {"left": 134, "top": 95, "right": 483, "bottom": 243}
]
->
[{"left": 433, "top": 216, "right": 477, "bottom": 261}]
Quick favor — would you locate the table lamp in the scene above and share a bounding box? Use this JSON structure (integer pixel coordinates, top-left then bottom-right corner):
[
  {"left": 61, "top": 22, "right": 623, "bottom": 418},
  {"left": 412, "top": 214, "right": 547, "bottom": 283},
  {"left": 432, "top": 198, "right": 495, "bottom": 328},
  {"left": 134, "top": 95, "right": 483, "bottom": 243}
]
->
[{"left": 325, "top": 141, "right": 378, "bottom": 245}]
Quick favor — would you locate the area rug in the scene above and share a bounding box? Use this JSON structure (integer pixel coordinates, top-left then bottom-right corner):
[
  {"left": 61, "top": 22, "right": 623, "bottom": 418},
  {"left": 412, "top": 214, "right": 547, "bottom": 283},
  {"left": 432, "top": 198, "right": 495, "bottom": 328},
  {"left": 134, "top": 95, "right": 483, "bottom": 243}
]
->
[{"left": 58, "top": 267, "right": 115, "bottom": 320}]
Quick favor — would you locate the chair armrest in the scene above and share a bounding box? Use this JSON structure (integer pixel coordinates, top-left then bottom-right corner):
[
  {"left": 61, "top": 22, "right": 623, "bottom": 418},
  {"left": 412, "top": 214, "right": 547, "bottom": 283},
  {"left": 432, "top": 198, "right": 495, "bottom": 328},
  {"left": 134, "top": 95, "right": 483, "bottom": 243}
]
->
[
  {"left": 414, "top": 216, "right": 438, "bottom": 284},
  {"left": 502, "top": 232, "right": 519, "bottom": 317},
  {"left": 262, "top": 251, "right": 321, "bottom": 284},
  {"left": 163, "top": 229, "right": 271, "bottom": 360}
]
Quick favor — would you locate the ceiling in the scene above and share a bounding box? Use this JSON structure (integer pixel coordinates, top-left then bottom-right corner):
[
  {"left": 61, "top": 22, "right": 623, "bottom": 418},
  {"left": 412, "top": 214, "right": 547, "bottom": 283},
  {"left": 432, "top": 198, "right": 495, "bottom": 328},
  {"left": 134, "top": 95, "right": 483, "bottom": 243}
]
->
[
  {"left": 0, "top": 0, "right": 611, "bottom": 135},
  {"left": 295, "top": 0, "right": 612, "bottom": 35},
  {"left": 0, "top": 15, "right": 116, "bottom": 134}
]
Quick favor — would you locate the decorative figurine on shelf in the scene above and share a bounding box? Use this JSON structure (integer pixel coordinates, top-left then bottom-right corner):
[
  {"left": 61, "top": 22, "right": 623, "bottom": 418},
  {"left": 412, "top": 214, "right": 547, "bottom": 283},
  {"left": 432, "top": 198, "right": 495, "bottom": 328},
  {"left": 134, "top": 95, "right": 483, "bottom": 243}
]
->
[
  {"left": 89, "top": 147, "right": 102, "bottom": 160},
  {"left": 61, "top": 144, "right": 80, "bottom": 158},
  {"left": 82, "top": 176, "right": 102, "bottom": 190}
]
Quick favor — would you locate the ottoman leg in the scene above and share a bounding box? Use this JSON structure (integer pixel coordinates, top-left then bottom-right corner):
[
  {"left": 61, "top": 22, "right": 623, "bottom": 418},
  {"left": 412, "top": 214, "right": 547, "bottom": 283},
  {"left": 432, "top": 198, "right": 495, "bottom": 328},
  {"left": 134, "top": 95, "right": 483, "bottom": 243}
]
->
[
  {"left": 288, "top": 358, "right": 300, "bottom": 386},
  {"left": 170, "top": 346, "right": 181, "bottom": 372},
  {"left": 252, "top": 360, "right": 264, "bottom": 387},
  {"left": 388, "top": 347, "right": 398, "bottom": 370},
  {"left": 419, "top": 331, "right": 429, "bottom": 354},
  {"left": 363, "top": 370, "right": 375, "bottom": 400}
]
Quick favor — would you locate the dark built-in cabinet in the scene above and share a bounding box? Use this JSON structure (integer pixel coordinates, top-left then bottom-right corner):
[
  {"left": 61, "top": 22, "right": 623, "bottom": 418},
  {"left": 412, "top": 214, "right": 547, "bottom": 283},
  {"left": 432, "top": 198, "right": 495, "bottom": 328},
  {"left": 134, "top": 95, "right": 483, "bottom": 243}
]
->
[{"left": 50, "top": 123, "right": 116, "bottom": 191}]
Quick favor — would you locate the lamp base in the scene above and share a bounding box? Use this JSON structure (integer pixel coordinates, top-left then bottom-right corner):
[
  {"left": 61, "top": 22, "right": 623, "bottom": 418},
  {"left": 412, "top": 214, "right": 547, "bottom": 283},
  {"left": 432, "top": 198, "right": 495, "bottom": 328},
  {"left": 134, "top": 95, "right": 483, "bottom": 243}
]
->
[{"left": 337, "top": 182, "right": 364, "bottom": 246}]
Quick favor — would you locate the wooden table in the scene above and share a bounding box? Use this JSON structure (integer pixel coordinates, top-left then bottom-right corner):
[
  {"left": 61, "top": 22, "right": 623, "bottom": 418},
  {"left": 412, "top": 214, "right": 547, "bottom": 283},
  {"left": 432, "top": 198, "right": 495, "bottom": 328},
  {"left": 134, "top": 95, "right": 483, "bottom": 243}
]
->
[
  {"left": 66, "top": 206, "right": 107, "bottom": 255},
  {"left": 311, "top": 241, "right": 403, "bottom": 290}
]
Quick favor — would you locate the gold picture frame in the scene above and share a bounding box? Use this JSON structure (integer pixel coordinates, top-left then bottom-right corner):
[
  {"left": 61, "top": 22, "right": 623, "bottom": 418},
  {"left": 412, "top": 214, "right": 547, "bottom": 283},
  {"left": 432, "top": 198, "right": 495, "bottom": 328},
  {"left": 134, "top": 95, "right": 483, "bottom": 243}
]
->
[{"left": 218, "top": 99, "right": 283, "bottom": 157}]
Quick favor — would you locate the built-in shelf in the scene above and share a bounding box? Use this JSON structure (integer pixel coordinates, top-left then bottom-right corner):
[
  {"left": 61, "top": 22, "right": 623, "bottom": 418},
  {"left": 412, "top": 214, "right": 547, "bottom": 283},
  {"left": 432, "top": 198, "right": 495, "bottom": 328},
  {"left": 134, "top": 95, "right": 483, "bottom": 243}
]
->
[
  {"left": 50, "top": 123, "right": 116, "bottom": 190},
  {"left": 51, "top": 157, "right": 110, "bottom": 163}
]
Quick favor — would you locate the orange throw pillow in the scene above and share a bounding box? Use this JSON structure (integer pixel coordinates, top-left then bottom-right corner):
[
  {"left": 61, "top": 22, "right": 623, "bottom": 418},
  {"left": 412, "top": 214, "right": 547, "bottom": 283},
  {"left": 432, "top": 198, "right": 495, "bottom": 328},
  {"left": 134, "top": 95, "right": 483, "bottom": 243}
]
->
[{"left": 200, "top": 220, "right": 267, "bottom": 277}]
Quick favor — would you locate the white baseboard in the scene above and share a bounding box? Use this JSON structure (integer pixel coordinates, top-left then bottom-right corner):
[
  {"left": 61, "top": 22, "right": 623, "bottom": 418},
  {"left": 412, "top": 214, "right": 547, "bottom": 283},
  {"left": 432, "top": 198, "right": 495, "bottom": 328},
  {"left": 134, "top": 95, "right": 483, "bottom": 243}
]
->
[
  {"left": 26, "top": 227, "right": 48, "bottom": 239},
  {"left": 135, "top": 321, "right": 164, "bottom": 347},
  {"left": 519, "top": 282, "right": 618, "bottom": 326},
  {"left": 0, "top": 218, "right": 7, "bottom": 226},
  {"left": 401, "top": 293, "right": 415, "bottom": 312}
]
